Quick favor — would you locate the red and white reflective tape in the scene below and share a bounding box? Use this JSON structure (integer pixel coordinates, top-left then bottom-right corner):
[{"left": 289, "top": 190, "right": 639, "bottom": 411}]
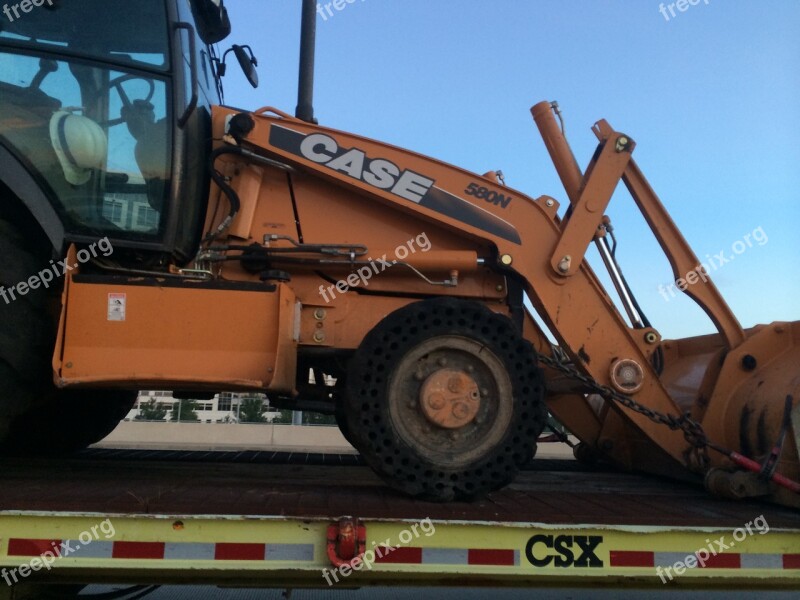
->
[
  {"left": 8, "top": 539, "right": 799, "bottom": 570},
  {"left": 6, "top": 539, "right": 314, "bottom": 562},
  {"left": 375, "top": 547, "right": 800, "bottom": 570},
  {"left": 375, "top": 547, "right": 520, "bottom": 566},
  {"left": 611, "top": 550, "right": 800, "bottom": 570}
]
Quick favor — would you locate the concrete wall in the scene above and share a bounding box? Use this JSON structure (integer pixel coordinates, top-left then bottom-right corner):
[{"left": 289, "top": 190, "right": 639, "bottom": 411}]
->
[
  {"left": 96, "top": 422, "right": 575, "bottom": 459},
  {"left": 94, "top": 421, "right": 356, "bottom": 453}
]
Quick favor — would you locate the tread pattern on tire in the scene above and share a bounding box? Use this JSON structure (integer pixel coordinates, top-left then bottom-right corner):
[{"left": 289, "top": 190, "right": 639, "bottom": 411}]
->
[
  {"left": 0, "top": 215, "right": 136, "bottom": 453},
  {"left": 344, "top": 297, "right": 547, "bottom": 501},
  {"left": 0, "top": 216, "right": 56, "bottom": 414}
]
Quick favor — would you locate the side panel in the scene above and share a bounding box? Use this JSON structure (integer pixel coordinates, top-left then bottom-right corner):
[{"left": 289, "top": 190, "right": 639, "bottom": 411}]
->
[{"left": 54, "top": 276, "right": 297, "bottom": 392}]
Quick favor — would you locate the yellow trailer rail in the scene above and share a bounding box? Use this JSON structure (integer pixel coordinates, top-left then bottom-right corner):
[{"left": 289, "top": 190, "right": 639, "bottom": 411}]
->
[{"left": 1, "top": 511, "right": 798, "bottom": 590}]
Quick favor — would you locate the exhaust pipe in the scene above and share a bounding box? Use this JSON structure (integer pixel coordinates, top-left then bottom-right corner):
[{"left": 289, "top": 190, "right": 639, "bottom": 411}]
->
[{"left": 296, "top": 0, "right": 317, "bottom": 123}]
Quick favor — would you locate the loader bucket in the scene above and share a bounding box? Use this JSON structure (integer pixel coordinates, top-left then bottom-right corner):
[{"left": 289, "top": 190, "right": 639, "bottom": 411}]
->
[{"left": 531, "top": 101, "right": 800, "bottom": 508}]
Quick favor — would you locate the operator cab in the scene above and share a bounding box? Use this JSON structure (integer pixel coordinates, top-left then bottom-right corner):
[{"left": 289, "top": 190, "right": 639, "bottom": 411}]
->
[{"left": 0, "top": 0, "right": 239, "bottom": 264}]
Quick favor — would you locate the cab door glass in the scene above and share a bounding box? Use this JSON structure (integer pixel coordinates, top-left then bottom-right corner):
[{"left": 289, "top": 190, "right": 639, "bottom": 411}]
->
[
  {"left": 0, "top": 51, "right": 171, "bottom": 237},
  {"left": 0, "top": 0, "right": 172, "bottom": 239}
]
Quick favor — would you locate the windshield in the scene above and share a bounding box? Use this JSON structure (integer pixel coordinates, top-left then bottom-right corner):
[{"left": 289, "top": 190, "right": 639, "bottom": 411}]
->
[{"left": 0, "top": 0, "right": 172, "bottom": 239}]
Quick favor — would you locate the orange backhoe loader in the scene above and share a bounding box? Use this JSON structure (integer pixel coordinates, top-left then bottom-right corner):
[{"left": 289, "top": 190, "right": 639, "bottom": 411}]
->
[{"left": 1, "top": 0, "right": 798, "bottom": 508}]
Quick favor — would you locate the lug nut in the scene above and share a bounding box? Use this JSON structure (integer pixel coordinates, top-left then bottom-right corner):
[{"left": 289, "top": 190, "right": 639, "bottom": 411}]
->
[
  {"left": 448, "top": 377, "right": 463, "bottom": 393},
  {"left": 452, "top": 402, "right": 470, "bottom": 419},
  {"left": 427, "top": 393, "right": 447, "bottom": 410}
]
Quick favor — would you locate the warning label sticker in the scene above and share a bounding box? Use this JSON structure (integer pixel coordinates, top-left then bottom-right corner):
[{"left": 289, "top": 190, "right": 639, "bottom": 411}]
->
[{"left": 108, "top": 293, "right": 126, "bottom": 322}]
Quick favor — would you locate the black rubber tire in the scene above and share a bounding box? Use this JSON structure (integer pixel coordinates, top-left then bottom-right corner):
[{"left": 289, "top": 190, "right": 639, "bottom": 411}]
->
[
  {"left": 344, "top": 297, "right": 547, "bottom": 501},
  {"left": 0, "top": 215, "right": 136, "bottom": 454},
  {"left": 1, "top": 390, "right": 136, "bottom": 455},
  {"left": 0, "top": 216, "right": 57, "bottom": 429}
]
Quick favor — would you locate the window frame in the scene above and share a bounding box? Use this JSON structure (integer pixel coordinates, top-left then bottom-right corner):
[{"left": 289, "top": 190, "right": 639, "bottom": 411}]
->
[{"left": 0, "top": 44, "right": 175, "bottom": 242}]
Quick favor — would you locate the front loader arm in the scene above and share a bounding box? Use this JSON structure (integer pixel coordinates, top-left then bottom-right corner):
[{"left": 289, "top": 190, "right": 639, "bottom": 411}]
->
[
  {"left": 220, "top": 106, "right": 694, "bottom": 473},
  {"left": 218, "top": 103, "right": 799, "bottom": 503},
  {"left": 535, "top": 104, "right": 745, "bottom": 349}
]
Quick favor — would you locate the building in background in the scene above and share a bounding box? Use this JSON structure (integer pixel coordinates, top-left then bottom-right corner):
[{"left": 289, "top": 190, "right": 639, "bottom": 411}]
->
[{"left": 126, "top": 391, "right": 284, "bottom": 423}]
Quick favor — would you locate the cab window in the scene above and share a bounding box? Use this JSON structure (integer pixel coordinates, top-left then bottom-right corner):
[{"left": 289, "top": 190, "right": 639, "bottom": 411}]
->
[{"left": 0, "top": 0, "right": 172, "bottom": 239}]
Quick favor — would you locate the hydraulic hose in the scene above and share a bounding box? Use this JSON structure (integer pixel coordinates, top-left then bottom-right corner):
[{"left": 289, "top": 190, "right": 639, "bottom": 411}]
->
[{"left": 202, "top": 146, "right": 243, "bottom": 244}]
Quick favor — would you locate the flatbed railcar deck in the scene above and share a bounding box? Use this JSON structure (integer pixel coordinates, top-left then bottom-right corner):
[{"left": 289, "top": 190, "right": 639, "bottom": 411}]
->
[{"left": 0, "top": 451, "right": 798, "bottom": 592}]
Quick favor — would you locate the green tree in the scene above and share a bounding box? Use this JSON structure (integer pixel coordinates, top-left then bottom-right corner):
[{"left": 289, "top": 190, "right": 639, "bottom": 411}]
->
[
  {"left": 303, "top": 412, "right": 336, "bottom": 425},
  {"left": 272, "top": 409, "right": 294, "bottom": 424},
  {"left": 170, "top": 399, "right": 199, "bottom": 422},
  {"left": 135, "top": 399, "right": 167, "bottom": 421},
  {"left": 239, "top": 397, "right": 267, "bottom": 423}
]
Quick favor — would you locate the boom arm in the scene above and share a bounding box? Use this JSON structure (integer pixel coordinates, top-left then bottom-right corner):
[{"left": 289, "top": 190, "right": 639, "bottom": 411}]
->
[
  {"left": 532, "top": 102, "right": 744, "bottom": 348},
  {"left": 202, "top": 103, "right": 799, "bottom": 506},
  {"left": 225, "top": 107, "right": 700, "bottom": 473}
]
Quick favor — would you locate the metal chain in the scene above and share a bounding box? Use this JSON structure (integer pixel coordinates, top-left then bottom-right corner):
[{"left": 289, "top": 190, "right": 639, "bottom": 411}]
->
[{"left": 535, "top": 349, "right": 710, "bottom": 471}]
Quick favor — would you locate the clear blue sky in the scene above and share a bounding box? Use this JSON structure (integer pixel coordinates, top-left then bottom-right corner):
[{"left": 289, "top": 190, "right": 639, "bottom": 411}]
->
[{"left": 221, "top": 0, "right": 799, "bottom": 340}]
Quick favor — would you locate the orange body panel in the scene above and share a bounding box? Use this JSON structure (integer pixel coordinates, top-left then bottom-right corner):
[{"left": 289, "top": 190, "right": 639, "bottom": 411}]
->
[
  {"left": 56, "top": 275, "right": 298, "bottom": 393},
  {"left": 211, "top": 107, "right": 696, "bottom": 471}
]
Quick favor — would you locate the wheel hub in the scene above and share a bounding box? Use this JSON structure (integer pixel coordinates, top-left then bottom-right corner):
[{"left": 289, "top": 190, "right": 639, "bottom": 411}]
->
[
  {"left": 343, "top": 298, "right": 548, "bottom": 500},
  {"left": 419, "top": 369, "right": 480, "bottom": 429}
]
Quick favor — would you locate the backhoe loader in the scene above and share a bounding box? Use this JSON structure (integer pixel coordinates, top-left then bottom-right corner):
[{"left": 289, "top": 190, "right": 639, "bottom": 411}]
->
[{"left": 0, "top": 0, "right": 798, "bottom": 508}]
